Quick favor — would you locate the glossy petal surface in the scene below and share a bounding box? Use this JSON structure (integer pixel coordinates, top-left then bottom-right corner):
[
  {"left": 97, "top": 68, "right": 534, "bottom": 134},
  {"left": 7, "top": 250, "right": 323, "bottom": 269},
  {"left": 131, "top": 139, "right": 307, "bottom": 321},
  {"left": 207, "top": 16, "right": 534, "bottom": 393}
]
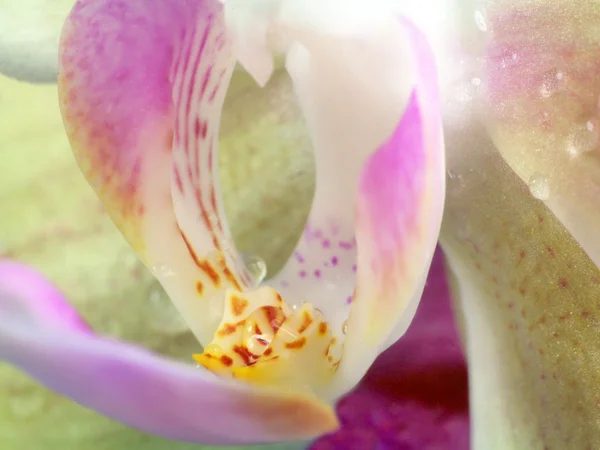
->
[{"left": 0, "top": 263, "right": 338, "bottom": 445}]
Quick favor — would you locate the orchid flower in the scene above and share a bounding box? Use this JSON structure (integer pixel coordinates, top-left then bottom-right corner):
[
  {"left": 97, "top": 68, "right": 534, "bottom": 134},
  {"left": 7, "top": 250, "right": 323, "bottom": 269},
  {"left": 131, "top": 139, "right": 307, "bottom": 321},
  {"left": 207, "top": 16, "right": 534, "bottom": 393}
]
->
[
  {"left": 5, "top": 0, "right": 600, "bottom": 447},
  {"left": 0, "top": 0, "right": 446, "bottom": 445}
]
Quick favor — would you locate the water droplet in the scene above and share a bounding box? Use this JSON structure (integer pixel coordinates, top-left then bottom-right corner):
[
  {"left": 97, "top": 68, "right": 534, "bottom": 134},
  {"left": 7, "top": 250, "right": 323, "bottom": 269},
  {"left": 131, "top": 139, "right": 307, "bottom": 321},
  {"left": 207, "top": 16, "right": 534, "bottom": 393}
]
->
[
  {"left": 566, "top": 119, "right": 599, "bottom": 157},
  {"left": 471, "top": 77, "right": 482, "bottom": 87},
  {"left": 474, "top": 10, "right": 487, "bottom": 31},
  {"left": 203, "top": 343, "right": 224, "bottom": 356},
  {"left": 151, "top": 264, "right": 175, "bottom": 278},
  {"left": 7, "top": 392, "right": 45, "bottom": 420},
  {"left": 241, "top": 306, "right": 284, "bottom": 357},
  {"left": 147, "top": 287, "right": 189, "bottom": 335},
  {"left": 528, "top": 174, "right": 550, "bottom": 200},
  {"left": 341, "top": 319, "right": 348, "bottom": 335},
  {"left": 241, "top": 253, "right": 267, "bottom": 287}
]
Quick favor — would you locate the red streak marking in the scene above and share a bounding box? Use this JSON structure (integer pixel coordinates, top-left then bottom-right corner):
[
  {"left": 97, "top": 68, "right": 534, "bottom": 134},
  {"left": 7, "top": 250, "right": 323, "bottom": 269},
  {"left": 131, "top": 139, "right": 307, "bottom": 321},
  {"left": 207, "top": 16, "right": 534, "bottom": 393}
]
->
[
  {"left": 174, "top": 165, "right": 184, "bottom": 194},
  {"left": 180, "top": 229, "right": 203, "bottom": 269},
  {"left": 199, "top": 66, "right": 213, "bottom": 100},
  {"left": 183, "top": 21, "right": 211, "bottom": 161},
  {"left": 198, "top": 260, "right": 221, "bottom": 286}
]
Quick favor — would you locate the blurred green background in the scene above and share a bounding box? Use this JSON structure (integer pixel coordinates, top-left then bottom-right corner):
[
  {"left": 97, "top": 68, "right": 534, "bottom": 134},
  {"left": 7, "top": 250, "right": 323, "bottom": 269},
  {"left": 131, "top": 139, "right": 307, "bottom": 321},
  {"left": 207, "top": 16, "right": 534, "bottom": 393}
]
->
[{"left": 0, "top": 68, "right": 318, "bottom": 449}]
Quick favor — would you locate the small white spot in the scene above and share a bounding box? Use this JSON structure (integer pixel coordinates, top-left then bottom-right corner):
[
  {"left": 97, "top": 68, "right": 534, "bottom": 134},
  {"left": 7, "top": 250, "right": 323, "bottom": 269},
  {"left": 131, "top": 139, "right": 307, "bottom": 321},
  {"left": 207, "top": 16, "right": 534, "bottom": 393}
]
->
[
  {"left": 528, "top": 174, "right": 550, "bottom": 200},
  {"left": 474, "top": 10, "right": 487, "bottom": 31}
]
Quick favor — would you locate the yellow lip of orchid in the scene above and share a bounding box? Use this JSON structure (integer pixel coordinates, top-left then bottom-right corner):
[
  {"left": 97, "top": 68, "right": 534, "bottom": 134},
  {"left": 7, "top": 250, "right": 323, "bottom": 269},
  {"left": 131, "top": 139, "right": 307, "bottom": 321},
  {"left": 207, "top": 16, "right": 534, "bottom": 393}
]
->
[{"left": 0, "top": 0, "right": 446, "bottom": 444}]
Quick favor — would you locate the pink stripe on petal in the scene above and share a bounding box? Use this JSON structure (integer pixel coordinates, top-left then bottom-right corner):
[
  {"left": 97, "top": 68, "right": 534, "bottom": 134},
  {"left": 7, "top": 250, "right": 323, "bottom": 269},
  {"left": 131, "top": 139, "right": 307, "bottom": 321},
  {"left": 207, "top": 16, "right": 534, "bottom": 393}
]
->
[
  {"left": 59, "top": 0, "right": 249, "bottom": 344},
  {"left": 337, "top": 19, "right": 445, "bottom": 391}
]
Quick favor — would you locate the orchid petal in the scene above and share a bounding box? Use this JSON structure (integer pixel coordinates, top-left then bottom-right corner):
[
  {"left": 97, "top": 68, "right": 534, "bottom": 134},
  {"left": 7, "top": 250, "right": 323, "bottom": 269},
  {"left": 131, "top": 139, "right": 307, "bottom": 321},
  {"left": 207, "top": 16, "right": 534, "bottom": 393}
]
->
[
  {"left": 441, "top": 107, "right": 600, "bottom": 449},
  {"left": 0, "top": 260, "right": 90, "bottom": 332},
  {"left": 0, "top": 0, "right": 75, "bottom": 82},
  {"left": 59, "top": 0, "right": 254, "bottom": 345},
  {"left": 246, "top": 11, "right": 444, "bottom": 396},
  {"left": 0, "top": 262, "right": 338, "bottom": 444},
  {"left": 478, "top": 0, "right": 600, "bottom": 273}
]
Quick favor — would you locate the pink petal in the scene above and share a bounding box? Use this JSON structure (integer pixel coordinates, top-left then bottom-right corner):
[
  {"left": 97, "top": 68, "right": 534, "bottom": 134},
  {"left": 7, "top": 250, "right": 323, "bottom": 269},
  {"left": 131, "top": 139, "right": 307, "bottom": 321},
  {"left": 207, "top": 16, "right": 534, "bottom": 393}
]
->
[
  {"left": 0, "top": 260, "right": 90, "bottom": 333},
  {"left": 0, "top": 262, "right": 338, "bottom": 444},
  {"left": 58, "top": 0, "right": 252, "bottom": 345},
  {"left": 340, "top": 19, "right": 445, "bottom": 391}
]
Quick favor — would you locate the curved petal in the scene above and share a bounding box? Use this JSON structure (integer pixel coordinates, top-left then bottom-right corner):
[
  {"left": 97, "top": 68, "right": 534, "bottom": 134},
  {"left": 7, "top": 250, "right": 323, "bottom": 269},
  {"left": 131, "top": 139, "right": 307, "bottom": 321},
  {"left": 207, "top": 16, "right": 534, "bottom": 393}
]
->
[
  {"left": 440, "top": 102, "right": 600, "bottom": 449},
  {"left": 0, "top": 262, "right": 338, "bottom": 444},
  {"left": 255, "top": 10, "right": 445, "bottom": 396},
  {"left": 0, "top": 0, "right": 75, "bottom": 82},
  {"left": 0, "top": 260, "right": 91, "bottom": 332},
  {"left": 477, "top": 0, "right": 600, "bottom": 272},
  {"left": 58, "top": 0, "right": 254, "bottom": 345}
]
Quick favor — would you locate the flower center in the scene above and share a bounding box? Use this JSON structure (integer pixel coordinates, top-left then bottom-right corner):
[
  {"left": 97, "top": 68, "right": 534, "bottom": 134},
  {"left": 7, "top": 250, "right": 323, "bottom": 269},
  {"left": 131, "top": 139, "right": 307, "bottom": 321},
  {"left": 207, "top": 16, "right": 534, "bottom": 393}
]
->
[{"left": 193, "top": 286, "right": 344, "bottom": 391}]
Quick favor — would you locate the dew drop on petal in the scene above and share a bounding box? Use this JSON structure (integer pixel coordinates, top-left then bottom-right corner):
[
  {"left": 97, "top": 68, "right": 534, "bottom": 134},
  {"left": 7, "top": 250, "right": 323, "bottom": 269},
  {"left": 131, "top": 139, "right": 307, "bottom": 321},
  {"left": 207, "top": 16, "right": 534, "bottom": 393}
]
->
[
  {"left": 150, "top": 264, "right": 176, "bottom": 278},
  {"left": 341, "top": 319, "right": 348, "bottom": 335},
  {"left": 528, "top": 173, "right": 550, "bottom": 200},
  {"left": 566, "top": 119, "right": 599, "bottom": 157},
  {"left": 474, "top": 10, "right": 487, "bottom": 31},
  {"left": 241, "top": 252, "right": 267, "bottom": 287}
]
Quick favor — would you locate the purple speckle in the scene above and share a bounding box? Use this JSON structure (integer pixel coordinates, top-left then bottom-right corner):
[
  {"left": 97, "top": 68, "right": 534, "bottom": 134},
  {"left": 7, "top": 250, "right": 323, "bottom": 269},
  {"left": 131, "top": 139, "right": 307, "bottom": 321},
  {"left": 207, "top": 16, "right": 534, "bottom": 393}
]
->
[
  {"left": 280, "top": 280, "right": 289, "bottom": 287},
  {"left": 352, "top": 264, "right": 357, "bottom": 272},
  {"left": 346, "top": 296, "right": 353, "bottom": 304},
  {"left": 331, "top": 256, "right": 339, "bottom": 266},
  {"left": 322, "top": 239, "right": 331, "bottom": 249},
  {"left": 295, "top": 251, "right": 305, "bottom": 263},
  {"left": 339, "top": 240, "right": 353, "bottom": 250},
  {"left": 314, "top": 230, "right": 323, "bottom": 239},
  {"left": 314, "top": 270, "right": 322, "bottom": 278},
  {"left": 299, "top": 270, "right": 307, "bottom": 278}
]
